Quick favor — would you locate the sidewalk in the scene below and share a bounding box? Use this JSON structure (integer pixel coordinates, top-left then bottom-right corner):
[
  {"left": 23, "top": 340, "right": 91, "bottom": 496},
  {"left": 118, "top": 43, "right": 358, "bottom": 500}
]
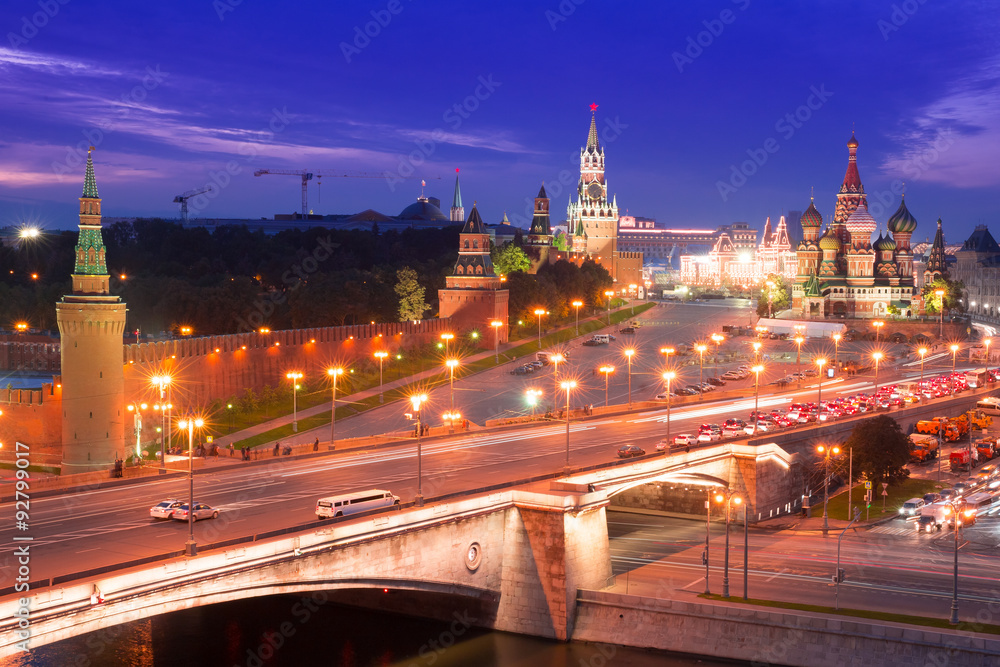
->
[{"left": 210, "top": 305, "right": 649, "bottom": 451}]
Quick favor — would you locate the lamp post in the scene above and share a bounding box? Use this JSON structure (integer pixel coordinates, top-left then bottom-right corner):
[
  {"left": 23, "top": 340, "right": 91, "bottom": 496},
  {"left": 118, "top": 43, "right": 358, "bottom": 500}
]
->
[
  {"left": 526, "top": 389, "right": 542, "bottom": 418},
  {"left": 950, "top": 343, "right": 960, "bottom": 394},
  {"left": 765, "top": 280, "right": 775, "bottom": 318},
  {"left": 742, "top": 499, "right": 751, "bottom": 601},
  {"left": 604, "top": 290, "right": 615, "bottom": 325},
  {"left": 817, "top": 444, "right": 841, "bottom": 533},
  {"left": 410, "top": 393, "right": 428, "bottom": 506},
  {"left": 177, "top": 417, "right": 204, "bottom": 557},
  {"left": 918, "top": 346, "right": 928, "bottom": 390},
  {"left": 151, "top": 375, "right": 171, "bottom": 463},
  {"left": 629, "top": 283, "right": 638, "bottom": 315},
  {"left": 125, "top": 402, "right": 148, "bottom": 462},
  {"left": 490, "top": 320, "right": 503, "bottom": 363},
  {"left": 986, "top": 338, "right": 993, "bottom": 379},
  {"left": 662, "top": 371, "right": 676, "bottom": 444},
  {"left": 440, "top": 332, "right": 454, "bottom": 357},
  {"left": 446, "top": 358, "right": 459, "bottom": 411},
  {"left": 704, "top": 488, "right": 712, "bottom": 595},
  {"left": 327, "top": 367, "right": 343, "bottom": 448},
  {"left": 572, "top": 300, "right": 583, "bottom": 336},
  {"left": 696, "top": 344, "right": 707, "bottom": 396},
  {"left": 715, "top": 488, "right": 742, "bottom": 598},
  {"left": 752, "top": 365, "right": 764, "bottom": 435},
  {"left": 943, "top": 500, "right": 967, "bottom": 624},
  {"left": 624, "top": 348, "right": 635, "bottom": 410},
  {"left": 374, "top": 350, "right": 388, "bottom": 403},
  {"left": 534, "top": 308, "right": 547, "bottom": 349},
  {"left": 935, "top": 289, "right": 946, "bottom": 339},
  {"left": 551, "top": 353, "right": 565, "bottom": 409},
  {"left": 286, "top": 371, "right": 303, "bottom": 432},
  {"left": 599, "top": 365, "right": 614, "bottom": 407},
  {"left": 794, "top": 335, "right": 805, "bottom": 386},
  {"left": 833, "top": 333, "right": 841, "bottom": 371},
  {"left": 710, "top": 333, "right": 724, "bottom": 377},
  {"left": 872, "top": 319, "right": 884, "bottom": 343},
  {"left": 561, "top": 380, "right": 576, "bottom": 472},
  {"left": 752, "top": 341, "right": 762, "bottom": 363},
  {"left": 872, "top": 352, "right": 883, "bottom": 396},
  {"left": 815, "top": 357, "right": 827, "bottom": 409}
]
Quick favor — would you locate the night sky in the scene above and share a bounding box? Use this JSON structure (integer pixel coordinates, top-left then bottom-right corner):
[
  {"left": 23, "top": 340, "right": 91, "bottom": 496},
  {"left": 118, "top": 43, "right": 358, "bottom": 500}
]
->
[{"left": 1, "top": 0, "right": 997, "bottom": 244}]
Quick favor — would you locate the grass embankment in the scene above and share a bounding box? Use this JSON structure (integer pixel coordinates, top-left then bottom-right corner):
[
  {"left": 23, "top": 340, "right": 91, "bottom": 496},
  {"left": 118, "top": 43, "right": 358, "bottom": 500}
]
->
[
  {"left": 230, "top": 303, "right": 657, "bottom": 450},
  {"left": 823, "top": 477, "right": 941, "bottom": 521},
  {"left": 698, "top": 594, "right": 1000, "bottom": 634}
]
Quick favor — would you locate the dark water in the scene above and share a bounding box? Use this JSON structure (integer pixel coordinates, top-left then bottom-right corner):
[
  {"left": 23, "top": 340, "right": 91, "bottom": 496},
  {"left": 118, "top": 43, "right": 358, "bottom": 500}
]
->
[{"left": 1, "top": 597, "right": 744, "bottom": 667}]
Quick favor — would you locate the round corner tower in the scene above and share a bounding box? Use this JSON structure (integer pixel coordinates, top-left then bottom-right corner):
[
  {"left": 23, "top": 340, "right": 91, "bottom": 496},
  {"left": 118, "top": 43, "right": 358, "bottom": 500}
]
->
[{"left": 55, "top": 149, "right": 127, "bottom": 473}]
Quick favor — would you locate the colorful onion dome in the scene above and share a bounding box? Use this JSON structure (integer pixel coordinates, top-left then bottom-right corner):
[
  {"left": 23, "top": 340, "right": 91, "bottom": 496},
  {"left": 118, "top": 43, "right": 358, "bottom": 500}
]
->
[
  {"left": 887, "top": 197, "right": 917, "bottom": 234},
  {"left": 818, "top": 228, "right": 842, "bottom": 251},
  {"left": 800, "top": 200, "right": 823, "bottom": 228},
  {"left": 845, "top": 200, "right": 876, "bottom": 235},
  {"left": 874, "top": 233, "right": 897, "bottom": 252}
]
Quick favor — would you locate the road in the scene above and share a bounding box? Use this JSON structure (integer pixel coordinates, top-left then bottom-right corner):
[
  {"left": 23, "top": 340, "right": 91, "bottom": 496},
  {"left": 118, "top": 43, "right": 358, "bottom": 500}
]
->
[{"left": 607, "top": 509, "right": 1000, "bottom": 624}]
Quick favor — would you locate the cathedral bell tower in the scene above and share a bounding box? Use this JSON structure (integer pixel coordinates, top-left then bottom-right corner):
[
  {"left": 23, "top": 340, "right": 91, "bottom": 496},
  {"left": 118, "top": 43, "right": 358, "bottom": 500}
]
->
[
  {"left": 55, "top": 149, "right": 127, "bottom": 473},
  {"left": 567, "top": 104, "right": 619, "bottom": 261}
]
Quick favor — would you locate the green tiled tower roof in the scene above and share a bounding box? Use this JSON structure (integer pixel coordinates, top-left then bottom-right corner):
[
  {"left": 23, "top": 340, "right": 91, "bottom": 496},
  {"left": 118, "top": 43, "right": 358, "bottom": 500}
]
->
[{"left": 82, "top": 149, "right": 100, "bottom": 199}]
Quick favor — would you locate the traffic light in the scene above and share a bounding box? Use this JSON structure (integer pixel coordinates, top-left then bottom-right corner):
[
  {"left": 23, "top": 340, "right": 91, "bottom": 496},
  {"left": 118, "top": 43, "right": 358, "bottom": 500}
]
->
[{"left": 838, "top": 568, "right": 845, "bottom": 583}]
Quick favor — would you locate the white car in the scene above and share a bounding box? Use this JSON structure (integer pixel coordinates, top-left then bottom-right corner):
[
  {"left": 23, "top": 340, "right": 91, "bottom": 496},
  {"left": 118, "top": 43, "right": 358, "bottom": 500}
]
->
[
  {"left": 149, "top": 499, "right": 184, "bottom": 520},
  {"left": 698, "top": 431, "right": 721, "bottom": 443},
  {"left": 722, "top": 426, "right": 744, "bottom": 438},
  {"left": 673, "top": 434, "right": 696, "bottom": 446},
  {"left": 744, "top": 423, "right": 769, "bottom": 434}
]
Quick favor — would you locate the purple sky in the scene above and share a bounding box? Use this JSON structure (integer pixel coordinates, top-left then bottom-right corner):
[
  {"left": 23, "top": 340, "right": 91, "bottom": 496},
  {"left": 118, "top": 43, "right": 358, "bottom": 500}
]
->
[{"left": 1, "top": 1, "right": 998, "bottom": 245}]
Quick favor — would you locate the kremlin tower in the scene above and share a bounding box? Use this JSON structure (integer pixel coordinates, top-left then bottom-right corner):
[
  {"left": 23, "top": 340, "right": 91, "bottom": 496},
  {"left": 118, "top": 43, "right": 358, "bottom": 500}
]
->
[{"left": 55, "top": 150, "right": 127, "bottom": 473}]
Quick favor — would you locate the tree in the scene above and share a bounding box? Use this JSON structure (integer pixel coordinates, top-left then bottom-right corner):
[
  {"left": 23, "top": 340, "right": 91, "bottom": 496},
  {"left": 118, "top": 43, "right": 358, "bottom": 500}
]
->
[
  {"left": 491, "top": 241, "right": 530, "bottom": 277},
  {"left": 844, "top": 415, "right": 911, "bottom": 488},
  {"left": 395, "top": 266, "right": 429, "bottom": 322},
  {"left": 922, "top": 277, "right": 966, "bottom": 315},
  {"left": 756, "top": 273, "right": 790, "bottom": 318}
]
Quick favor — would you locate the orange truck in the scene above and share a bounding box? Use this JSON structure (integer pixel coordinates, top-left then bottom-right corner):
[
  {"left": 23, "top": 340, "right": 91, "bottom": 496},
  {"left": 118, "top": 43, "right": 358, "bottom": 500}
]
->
[
  {"left": 976, "top": 438, "right": 997, "bottom": 461},
  {"left": 916, "top": 418, "right": 961, "bottom": 441},
  {"left": 950, "top": 450, "right": 973, "bottom": 472},
  {"left": 908, "top": 434, "right": 940, "bottom": 463}
]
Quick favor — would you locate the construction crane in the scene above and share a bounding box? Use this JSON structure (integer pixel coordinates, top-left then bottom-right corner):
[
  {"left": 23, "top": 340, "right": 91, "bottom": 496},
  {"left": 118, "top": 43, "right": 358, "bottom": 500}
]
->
[
  {"left": 253, "top": 169, "right": 439, "bottom": 216},
  {"left": 173, "top": 186, "right": 214, "bottom": 223}
]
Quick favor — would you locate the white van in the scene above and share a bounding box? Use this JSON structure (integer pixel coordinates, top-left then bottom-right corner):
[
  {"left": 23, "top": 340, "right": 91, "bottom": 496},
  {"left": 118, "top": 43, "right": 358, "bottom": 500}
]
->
[
  {"left": 316, "top": 489, "right": 400, "bottom": 519},
  {"left": 976, "top": 397, "right": 1000, "bottom": 416},
  {"left": 591, "top": 334, "right": 611, "bottom": 344}
]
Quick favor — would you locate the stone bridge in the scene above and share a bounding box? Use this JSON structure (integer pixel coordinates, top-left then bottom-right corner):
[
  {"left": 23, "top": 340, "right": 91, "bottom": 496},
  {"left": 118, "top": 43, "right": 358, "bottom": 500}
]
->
[{"left": 0, "top": 442, "right": 796, "bottom": 656}]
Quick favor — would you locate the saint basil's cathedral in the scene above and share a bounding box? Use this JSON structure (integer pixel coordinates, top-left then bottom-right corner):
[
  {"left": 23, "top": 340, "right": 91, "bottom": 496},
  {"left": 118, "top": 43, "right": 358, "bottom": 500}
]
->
[{"left": 790, "top": 133, "right": 946, "bottom": 319}]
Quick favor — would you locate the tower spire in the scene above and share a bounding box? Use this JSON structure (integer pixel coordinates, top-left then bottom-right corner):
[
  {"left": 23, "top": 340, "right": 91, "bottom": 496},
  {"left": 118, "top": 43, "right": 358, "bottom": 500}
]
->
[
  {"left": 449, "top": 168, "right": 465, "bottom": 223},
  {"left": 587, "top": 104, "right": 600, "bottom": 151},
  {"left": 82, "top": 146, "right": 100, "bottom": 199}
]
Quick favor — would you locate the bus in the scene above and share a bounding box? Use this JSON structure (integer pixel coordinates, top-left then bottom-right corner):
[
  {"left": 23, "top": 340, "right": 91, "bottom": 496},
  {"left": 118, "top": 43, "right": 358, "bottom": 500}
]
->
[
  {"left": 963, "top": 492, "right": 997, "bottom": 514},
  {"left": 976, "top": 397, "right": 1000, "bottom": 416},
  {"left": 316, "top": 489, "right": 399, "bottom": 519},
  {"left": 966, "top": 368, "right": 989, "bottom": 389}
]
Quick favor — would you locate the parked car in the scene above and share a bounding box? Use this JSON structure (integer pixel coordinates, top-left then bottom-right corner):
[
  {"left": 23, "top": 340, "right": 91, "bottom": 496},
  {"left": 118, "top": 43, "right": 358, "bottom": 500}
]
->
[
  {"left": 149, "top": 499, "right": 184, "bottom": 520},
  {"left": 676, "top": 387, "right": 698, "bottom": 396},
  {"left": 172, "top": 502, "right": 219, "bottom": 521},
  {"left": 617, "top": 444, "right": 645, "bottom": 458},
  {"left": 582, "top": 339, "right": 602, "bottom": 346},
  {"left": 618, "top": 326, "right": 636, "bottom": 334},
  {"left": 707, "top": 377, "right": 726, "bottom": 387}
]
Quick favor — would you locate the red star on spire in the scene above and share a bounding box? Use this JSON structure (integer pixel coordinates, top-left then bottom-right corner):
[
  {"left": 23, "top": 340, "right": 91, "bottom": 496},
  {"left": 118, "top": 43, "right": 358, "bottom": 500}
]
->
[
  {"left": 455, "top": 167, "right": 460, "bottom": 173},
  {"left": 589, "top": 103, "right": 598, "bottom": 112}
]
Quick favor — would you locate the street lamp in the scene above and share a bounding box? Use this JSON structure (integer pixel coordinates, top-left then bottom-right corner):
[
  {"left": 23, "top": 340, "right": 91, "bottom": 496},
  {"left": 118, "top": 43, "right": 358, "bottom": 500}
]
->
[
  {"left": 815, "top": 357, "right": 827, "bottom": 409},
  {"left": 286, "top": 371, "right": 303, "bottom": 432},
  {"left": 710, "top": 333, "right": 724, "bottom": 377},
  {"left": 872, "top": 351, "right": 883, "bottom": 396},
  {"left": 752, "top": 341, "right": 762, "bottom": 363},
  {"left": 525, "top": 388, "right": 542, "bottom": 418},
  {"left": 410, "top": 393, "right": 428, "bottom": 506},
  {"left": 628, "top": 284, "right": 638, "bottom": 315},
  {"left": 696, "top": 344, "right": 707, "bottom": 396},
  {"left": 765, "top": 280, "right": 775, "bottom": 318},
  {"left": 604, "top": 290, "right": 615, "bottom": 325},
  {"left": 942, "top": 500, "right": 972, "bottom": 624},
  {"left": 151, "top": 375, "right": 171, "bottom": 463},
  {"left": 550, "top": 353, "right": 565, "bottom": 409},
  {"left": 832, "top": 333, "right": 841, "bottom": 371},
  {"left": 662, "top": 371, "right": 676, "bottom": 443},
  {"left": 918, "top": 346, "right": 928, "bottom": 390},
  {"left": 327, "top": 367, "right": 344, "bottom": 448},
  {"left": 490, "top": 320, "right": 503, "bottom": 363},
  {"left": 986, "top": 338, "right": 993, "bottom": 379},
  {"left": 715, "top": 489, "right": 742, "bottom": 598},
  {"left": 440, "top": 332, "right": 454, "bottom": 356},
  {"left": 817, "top": 444, "right": 841, "bottom": 533},
  {"left": 935, "top": 289, "right": 946, "bottom": 338},
  {"left": 533, "top": 308, "right": 547, "bottom": 349},
  {"left": 752, "top": 364, "right": 764, "bottom": 434},
  {"left": 446, "top": 358, "right": 459, "bottom": 411},
  {"left": 177, "top": 417, "right": 204, "bottom": 556},
  {"left": 950, "top": 343, "right": 960, "bottom": 394},
  {"left": 872, "top": 320, "right": 884, "bottom": 343},
  {"left": 561, "top": 380, "right": 577, "bottom": 472},
  {"left": 125, "top": 402, "right": 149, "bottom": 461},
  {"left": 572, "top": 300, "right": 583, "bottom": 336},
  {"left": 374, "top": 350, "right": 388, "bottom": 403},
  {"left": 624, "top": 348, "right": 635, "bottom": 410},
  {"left": 794, "top": 335, "right": 805, "bottom": 386},
  {"left": 599, "top": 365, "right": 615, "bottom": 407}
]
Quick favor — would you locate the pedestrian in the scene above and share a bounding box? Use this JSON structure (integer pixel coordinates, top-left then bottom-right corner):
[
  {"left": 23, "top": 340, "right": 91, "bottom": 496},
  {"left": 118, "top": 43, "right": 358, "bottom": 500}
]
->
[
  {"left": 229, "top": 443, "right": 234, "bottom": 457},
  {"left": 273, "top": 442, "right": 280, "bottom": 457},
  {"left": 313, "top": 438, "right": 319, "bottom": 452}
]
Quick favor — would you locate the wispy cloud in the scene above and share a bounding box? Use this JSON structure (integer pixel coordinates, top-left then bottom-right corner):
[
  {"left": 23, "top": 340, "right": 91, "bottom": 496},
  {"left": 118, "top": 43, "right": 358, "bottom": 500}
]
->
[
  {"left": 0, "top": 47, "right": 121, "bottom": 76},
  {"left": 881, "top": 56, "right": 1000, "bottom": 188}
]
